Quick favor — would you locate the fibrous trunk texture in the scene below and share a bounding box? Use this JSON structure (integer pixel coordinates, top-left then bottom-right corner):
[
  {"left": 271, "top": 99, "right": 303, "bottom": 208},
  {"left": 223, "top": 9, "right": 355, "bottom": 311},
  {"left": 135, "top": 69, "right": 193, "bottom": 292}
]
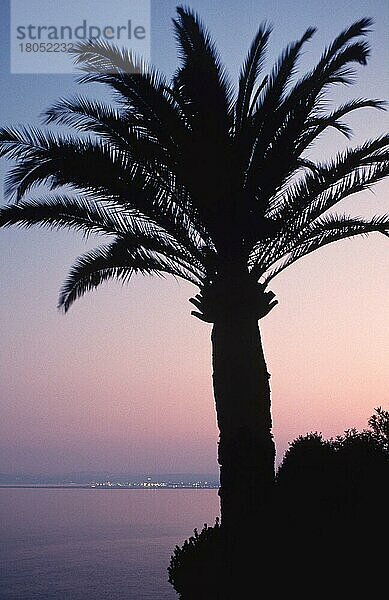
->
[{"left": 212, "top": 313, "right": 275, "bottom": 538}]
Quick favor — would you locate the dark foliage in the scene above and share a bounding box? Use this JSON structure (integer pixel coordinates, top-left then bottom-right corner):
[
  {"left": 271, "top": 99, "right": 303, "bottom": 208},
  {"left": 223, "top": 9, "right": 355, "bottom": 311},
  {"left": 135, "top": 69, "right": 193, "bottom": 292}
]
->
[
  {"left": 276, "top": 407, "right": 388, "bottom": 522},
  {"left": 168, "top": 519, "right": 224, "bottom": 599},
  {"left": 168, "top": 408, "right": 389, "bottom": 598}
]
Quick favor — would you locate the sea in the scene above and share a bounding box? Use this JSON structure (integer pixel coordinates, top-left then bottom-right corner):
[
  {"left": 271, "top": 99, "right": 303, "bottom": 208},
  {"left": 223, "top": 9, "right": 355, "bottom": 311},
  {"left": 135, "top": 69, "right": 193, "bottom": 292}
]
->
[{"left": 0, "top": 488, "right": 220, "bottom": 599}]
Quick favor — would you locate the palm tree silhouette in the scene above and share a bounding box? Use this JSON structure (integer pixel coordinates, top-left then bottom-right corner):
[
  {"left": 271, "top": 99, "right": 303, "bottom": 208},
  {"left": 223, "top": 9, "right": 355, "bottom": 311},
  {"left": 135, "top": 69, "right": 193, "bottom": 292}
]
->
[{"left": 1, "top": 9, "right": 388, "bottom": 541}]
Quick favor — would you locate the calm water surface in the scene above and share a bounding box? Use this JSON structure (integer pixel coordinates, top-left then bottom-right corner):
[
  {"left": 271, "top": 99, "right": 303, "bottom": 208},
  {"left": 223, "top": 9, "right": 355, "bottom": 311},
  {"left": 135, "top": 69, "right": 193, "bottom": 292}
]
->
[{"left": 0, "top": 489, "right": 219, "bottom": 599}]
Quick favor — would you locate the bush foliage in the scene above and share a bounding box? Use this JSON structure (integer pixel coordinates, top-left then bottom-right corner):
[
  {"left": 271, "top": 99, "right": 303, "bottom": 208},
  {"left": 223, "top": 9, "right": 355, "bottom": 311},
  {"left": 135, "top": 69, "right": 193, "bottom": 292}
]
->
[{"left": 168, "top": 408, "right": 388, "bottom": 598}]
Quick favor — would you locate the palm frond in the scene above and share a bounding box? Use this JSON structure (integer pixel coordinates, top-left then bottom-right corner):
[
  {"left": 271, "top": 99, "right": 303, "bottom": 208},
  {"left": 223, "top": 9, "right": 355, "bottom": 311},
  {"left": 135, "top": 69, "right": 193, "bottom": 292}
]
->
[
  {"left": 0, "top": 194, "right": 209, "bottom": 280},
  {"left": 0, "top": 194, "right": 134, "bottom": 237},
  {"left": 172, "top": 6, "right": 232, "bottom": 135},
  {"left": 254, "top": 27, "right": 316, "bottom": 121},
  {"left": 249, "top": 156, "right": 389, "bottom": 279},
  {"left": 263, "top": 214, "right": 388, "bottom": 282},
  {"left": 0, "top": 125, "right": 209, "bottom": 259},
  {"left": 235, "top": 23, "right": 271, "bottom": 132},
  {"left": 59, "top": 237, "right": 202, "bottom": 312},
  {"left": 320, "top": 18, "right": 372, "bottom": 58},
  {"left": 43, "top": 95, "right": 137, "bottom": 140},
  {"left": 243, "top": 27, "right": 316, "bottom": 195},
  {"left": 0, "top": 125, "right": 130, "bottom": 201},
  {"left": 246, "top": 19, "right": 375, "bottom": 197},
  {"left": 286, "top": 18, "right": 372, "bottom": 107},
  {"left": 43, "top": 95, "right": 175, "bottom": 169},
  {"left": 71, "top": 41, "right": 189, "bottom": 159},
  {"left": 69, "top": 38, "right": 142, "bottom": 74},
  {"left": 297, "top": 98, "right": 386, "bottom": 150},
  {"left": 268, "top": 135, "right": 389, "bottom": 223}
]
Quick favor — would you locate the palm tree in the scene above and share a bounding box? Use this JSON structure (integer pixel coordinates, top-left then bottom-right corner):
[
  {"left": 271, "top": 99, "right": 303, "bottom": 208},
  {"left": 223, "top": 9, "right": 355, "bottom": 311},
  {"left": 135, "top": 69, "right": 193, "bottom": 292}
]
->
[{"left": 0, "top": 9, "right": 388, "bottom": 541}]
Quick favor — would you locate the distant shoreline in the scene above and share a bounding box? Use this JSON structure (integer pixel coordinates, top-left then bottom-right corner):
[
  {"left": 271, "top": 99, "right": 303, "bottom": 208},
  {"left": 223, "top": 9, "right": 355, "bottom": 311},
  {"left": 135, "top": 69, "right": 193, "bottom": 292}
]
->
[{"left": 0, "top": 484, "right": 219, "bottom": 490}]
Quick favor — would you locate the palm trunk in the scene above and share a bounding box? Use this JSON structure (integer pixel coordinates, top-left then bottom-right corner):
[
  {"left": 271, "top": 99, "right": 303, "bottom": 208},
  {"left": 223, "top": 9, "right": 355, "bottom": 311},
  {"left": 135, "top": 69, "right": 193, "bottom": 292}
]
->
[{"left": 212, "top": 312, "right": 275, "bottom": 539}]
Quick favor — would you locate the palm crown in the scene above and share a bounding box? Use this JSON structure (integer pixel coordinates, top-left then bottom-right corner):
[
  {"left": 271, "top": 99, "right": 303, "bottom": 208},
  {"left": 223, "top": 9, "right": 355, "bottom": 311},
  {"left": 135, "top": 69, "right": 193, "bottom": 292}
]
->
[{"left": 0, "top": 10, "right": 388, "bottom": 316}]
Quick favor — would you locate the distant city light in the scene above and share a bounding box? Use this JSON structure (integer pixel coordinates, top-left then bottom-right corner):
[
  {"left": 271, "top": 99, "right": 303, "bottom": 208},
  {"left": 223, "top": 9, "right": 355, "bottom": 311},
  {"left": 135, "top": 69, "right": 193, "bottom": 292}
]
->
[{"left": 89, "top": 479, "right": 218, "bottom": 489}]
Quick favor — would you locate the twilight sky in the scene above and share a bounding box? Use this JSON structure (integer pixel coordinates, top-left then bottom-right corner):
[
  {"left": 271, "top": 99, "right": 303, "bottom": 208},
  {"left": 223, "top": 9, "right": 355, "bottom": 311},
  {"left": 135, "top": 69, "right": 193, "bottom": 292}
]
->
[{"left": 0, "top": 0, "right": 388, "bottom": 476}]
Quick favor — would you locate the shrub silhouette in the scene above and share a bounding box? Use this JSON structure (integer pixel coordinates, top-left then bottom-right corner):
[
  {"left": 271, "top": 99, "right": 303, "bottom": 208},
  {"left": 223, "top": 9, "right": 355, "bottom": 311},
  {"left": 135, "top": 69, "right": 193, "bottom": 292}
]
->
[
  {"left": 168, "top": 408, "right": 388, "bottom": 597},
  {"left": 276, "top": 408, "right": 388, "bottom": 533},
  {"left": 168, "top": 519, "right": 224, "bottom": 599},
  {"left": 168, "top": 517, "right": 262, "bottom": 599},
  {"left": 367, "top": 406, "right": 389, "bottom": 451},
  {"left": 274, "top": 412, "right": 388, "bottom": 593}
]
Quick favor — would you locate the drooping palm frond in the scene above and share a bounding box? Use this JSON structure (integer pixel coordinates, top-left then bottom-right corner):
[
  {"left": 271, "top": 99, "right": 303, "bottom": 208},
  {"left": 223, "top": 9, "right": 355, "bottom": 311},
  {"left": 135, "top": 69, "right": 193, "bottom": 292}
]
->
[
  {"left": 0, "top": 125, "right": 130, "bottom": 200},
  {"left": 0, "top": 194, "right": 139, "bottom": 237},
  {"left": 262, "top": 214, "right": 389, "bottom": 282},
  {"left": 0, "top": 194, "right": 208, "bottom": 286},
  {"left": 59, "top": 236, "right": 203, "bottom": 312},
  {"left": 0, "top": 124, "right": 211, "bottom": 259},
  {"left": 249, "top": 157, "right": 389, "bottom": 279},
  {"left": 43, "top": 95, "right": 137, "bottom": 142},
  {"left": 296, "top": 98, "right": 386, "bottom": 150},
  {"left": 268, "top": 135, "right": 389, "bottom": 223}
]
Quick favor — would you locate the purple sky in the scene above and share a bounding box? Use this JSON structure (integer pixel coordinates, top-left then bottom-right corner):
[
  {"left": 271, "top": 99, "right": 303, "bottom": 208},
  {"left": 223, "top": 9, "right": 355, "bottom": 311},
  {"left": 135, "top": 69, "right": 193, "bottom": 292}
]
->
[{"left": 0, "top": 0, "right": 388, "bottom": 475}]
